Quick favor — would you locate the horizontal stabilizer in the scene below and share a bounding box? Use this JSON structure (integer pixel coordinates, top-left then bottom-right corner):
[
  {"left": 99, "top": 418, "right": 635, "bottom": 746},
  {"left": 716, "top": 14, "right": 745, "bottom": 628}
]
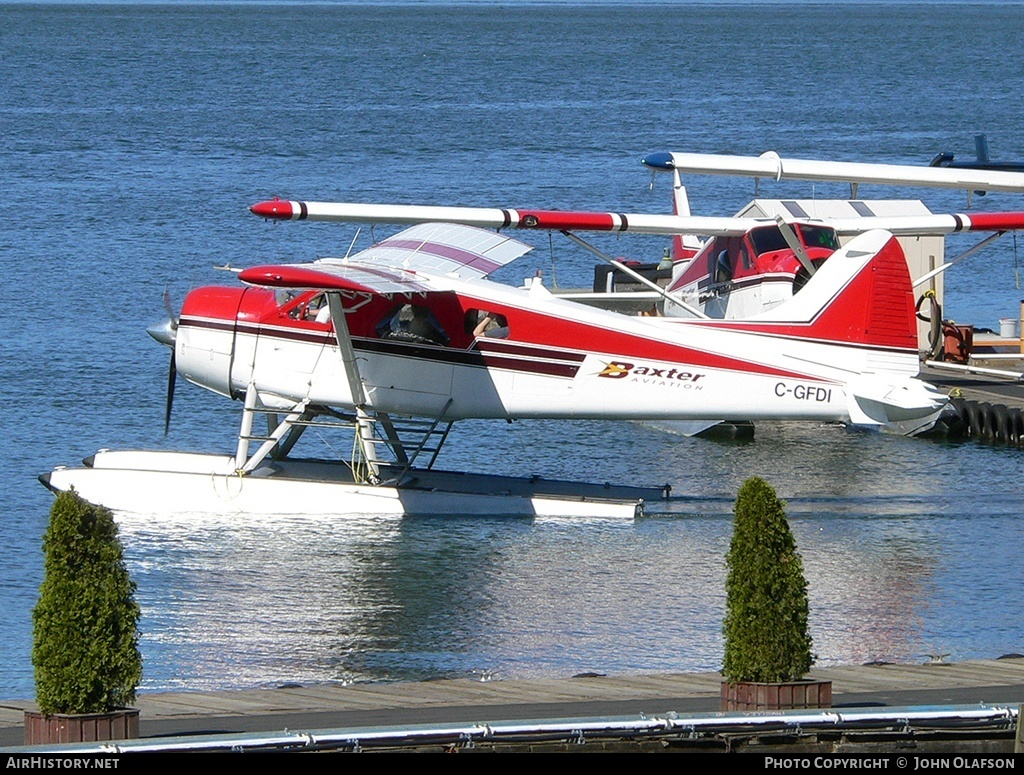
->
[{"left": 846, "top": 375, "right": 947, "bottom": 426}]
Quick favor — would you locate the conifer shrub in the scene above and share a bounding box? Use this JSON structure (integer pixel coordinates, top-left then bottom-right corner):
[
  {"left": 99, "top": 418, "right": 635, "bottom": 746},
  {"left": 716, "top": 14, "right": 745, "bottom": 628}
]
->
[
  {"left": 722, "top": 477, "right": 813, "bottom": 684},
  {"left": 32, "top": 490, "right": 142, "bottom": 714}
]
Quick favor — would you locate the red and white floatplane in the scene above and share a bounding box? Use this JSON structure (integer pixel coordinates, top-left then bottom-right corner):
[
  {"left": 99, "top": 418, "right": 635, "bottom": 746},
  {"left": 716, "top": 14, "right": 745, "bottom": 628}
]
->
[{"left": 42, "top": 152, "right": 1024, "bottom": 518}]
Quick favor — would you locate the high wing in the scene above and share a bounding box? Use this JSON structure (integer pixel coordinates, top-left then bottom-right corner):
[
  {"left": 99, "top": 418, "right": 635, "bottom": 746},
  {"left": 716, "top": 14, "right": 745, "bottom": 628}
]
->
[
  {"left": 251, "top": 198, "right": 1024, "bottom": 239},
  {"left": 252, "top": 149, "right": 1024, "bottom": 239},
  {"left": 250, "top": 198, "right": 758, "bottom": 236},
  {"left": 239, "top": 222, "right": 533, "bottom": 294},
  {"left": 641, "top": 150, "right": 1024, "bottom": 193}
]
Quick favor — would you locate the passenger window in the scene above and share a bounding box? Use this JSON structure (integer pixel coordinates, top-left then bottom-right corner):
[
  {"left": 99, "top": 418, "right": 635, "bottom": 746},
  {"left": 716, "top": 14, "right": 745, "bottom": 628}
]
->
[
  {"left": 376, "top": 304, "right": 450, "bottom": 346},
  {"left": 467, "top": 309, "right": 510, "bottom": 339}
]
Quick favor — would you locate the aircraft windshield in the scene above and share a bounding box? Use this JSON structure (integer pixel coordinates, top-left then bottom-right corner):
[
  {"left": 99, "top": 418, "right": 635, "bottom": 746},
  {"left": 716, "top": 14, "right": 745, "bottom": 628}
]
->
[
  {"left": 796, "top": 225, "right": 840, "bottom": 250},
  {"left": 749, "top": 224, "right": 840, "bottom": 257}
]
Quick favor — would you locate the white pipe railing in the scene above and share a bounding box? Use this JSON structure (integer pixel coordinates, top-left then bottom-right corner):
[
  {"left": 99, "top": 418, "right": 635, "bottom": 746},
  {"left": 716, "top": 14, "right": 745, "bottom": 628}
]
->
[{"left": 14, "top": 703, "right": 1018, "bottom": 754}]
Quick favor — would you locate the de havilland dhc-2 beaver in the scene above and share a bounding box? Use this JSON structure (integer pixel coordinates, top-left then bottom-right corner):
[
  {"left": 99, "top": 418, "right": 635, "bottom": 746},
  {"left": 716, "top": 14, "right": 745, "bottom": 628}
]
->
[{"left": 41, "top": 152, "right": 1024, "bottom": 518}]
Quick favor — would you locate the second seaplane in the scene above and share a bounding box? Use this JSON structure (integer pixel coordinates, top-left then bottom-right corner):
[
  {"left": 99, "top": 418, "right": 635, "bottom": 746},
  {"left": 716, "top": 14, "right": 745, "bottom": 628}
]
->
[{"left": 41, "top": 157, "right": 1024, "bottom": 518}]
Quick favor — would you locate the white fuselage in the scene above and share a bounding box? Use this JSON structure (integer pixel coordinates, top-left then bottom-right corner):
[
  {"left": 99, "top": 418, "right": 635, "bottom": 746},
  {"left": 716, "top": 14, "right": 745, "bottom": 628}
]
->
[{"left": 176, "top": 231, "right": 943, "bottom": 429}]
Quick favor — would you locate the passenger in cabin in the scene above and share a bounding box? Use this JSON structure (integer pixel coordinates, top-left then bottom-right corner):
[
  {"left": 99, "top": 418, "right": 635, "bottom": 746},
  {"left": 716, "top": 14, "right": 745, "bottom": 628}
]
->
[
  {"left": 377, "top": 303, "right": 450, "bottom": 345},
  {"left": 471, "top": 310, "right": 509, "bottom": 339}
]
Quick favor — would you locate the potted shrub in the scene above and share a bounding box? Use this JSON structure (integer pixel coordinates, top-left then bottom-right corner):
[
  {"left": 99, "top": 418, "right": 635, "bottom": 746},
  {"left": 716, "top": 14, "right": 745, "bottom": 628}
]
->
[
  {"left": 25, "top": 490, "right": 143, "bottom": 745},
  {"left": 721, "top": 477, "right": 831, "bottom": 711}
]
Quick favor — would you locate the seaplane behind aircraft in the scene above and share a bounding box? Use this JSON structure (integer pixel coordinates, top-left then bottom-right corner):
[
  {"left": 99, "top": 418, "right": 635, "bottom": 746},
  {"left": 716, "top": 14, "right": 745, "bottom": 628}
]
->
[
  {"left": 631, "top": 151, "right": 1024, "bottom": 325},
  {"left": 41, "top": 155, "right": 1024, "bottom": 519},
  {"left": 931, "top": 134, "right": 1024, "bottom": 174}
]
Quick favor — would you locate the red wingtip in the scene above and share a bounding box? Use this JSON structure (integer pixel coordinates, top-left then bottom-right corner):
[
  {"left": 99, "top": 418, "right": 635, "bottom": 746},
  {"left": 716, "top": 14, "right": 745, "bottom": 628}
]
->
[
  {"left": 250, "top": 199, "right": 293, "bottom": 219},
  {"left": 966, "top": 212, "right": 1024, "bottom": 232}
]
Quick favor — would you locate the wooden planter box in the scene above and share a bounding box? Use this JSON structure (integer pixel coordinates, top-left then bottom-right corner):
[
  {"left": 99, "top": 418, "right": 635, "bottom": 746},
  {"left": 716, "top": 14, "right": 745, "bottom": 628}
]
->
[
  {"left": 24, "top": 708, "right": 139, "bottom": 746},
  {"left": 721, "top": 680, "right": 832, "bottom": 712}
]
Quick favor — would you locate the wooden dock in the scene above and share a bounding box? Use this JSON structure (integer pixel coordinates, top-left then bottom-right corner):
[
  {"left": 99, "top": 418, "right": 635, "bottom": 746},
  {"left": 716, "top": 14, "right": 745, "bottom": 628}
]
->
[
  {"left": 2, "top": 658, "right": 1023, "bottom": 752},
  {"left": 920, "top": 337, "right": 1024, "bottom": 445}
]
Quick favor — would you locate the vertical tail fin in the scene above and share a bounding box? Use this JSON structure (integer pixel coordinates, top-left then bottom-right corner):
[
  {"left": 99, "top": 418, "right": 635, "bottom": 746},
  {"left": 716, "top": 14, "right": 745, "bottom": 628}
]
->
[
  {"left": 738, "top": 230, "right": 944, "bottom": 427},
  {"left": 747, "top": 229, "right": 918, "bottom": 352},
  {"left": 804, "top": 231, "right": 918, "bottom": 351}
]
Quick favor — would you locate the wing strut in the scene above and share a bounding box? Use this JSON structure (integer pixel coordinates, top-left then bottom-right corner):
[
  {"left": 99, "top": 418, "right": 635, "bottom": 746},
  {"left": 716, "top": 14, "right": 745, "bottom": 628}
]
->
[
  {"left": 325, "top": 291, "right": 386, "bottom": 480},
  {"left": 559, "top": 230, "right": 710, "bottom": 319},
  {"left": 774, "top": 216, "right": 816, "bottom": 277},
  {"left": 324, "top": 292, "right": 456, "bottom": 484},
  {"left": 327, "top": 292, "right": 368, "bottom": 407},
  {"left": 912, "top": 231, "right": 1006, "bottom": 288}
]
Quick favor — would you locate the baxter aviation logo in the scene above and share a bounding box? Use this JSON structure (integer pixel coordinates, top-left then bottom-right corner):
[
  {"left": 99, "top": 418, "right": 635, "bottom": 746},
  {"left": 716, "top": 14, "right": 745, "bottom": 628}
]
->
[{"left": 596, "top": 360, "right": 706, "bottom": 387}]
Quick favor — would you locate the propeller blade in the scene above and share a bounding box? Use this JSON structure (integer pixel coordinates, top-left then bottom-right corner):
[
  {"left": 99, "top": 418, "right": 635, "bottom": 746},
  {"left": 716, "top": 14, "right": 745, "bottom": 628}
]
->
[
  {"left": 150, "top": 289, "right": 180, "bottom": 435},
  {"left": 164, "top": 349, "right": 176, "bottom": 436},
  {"left": 162, "top": 285, "right": 177, "bottom": 325}
]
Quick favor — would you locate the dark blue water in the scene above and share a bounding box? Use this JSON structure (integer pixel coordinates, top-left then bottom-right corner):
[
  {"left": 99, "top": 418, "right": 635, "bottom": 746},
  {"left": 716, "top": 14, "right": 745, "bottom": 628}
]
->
[{"left": 2, "top": 1, "right": 1023, "bottom": 697}]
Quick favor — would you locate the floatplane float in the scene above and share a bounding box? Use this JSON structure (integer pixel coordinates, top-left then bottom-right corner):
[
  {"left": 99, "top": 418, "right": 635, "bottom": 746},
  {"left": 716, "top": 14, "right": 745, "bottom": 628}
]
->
[{"left": 41, "top": 153, "right": 1024, "bottom": 518}]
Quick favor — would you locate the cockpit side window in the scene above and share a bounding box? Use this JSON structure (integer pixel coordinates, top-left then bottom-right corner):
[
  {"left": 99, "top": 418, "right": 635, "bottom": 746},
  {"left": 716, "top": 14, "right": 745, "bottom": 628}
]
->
[
  {"left": 739, "top": 242, "right": 753, "bottom": 270},
  {"left": 278, "top": 290, "right": 331, "bottom": 324},
  {"left": 301, "top": 293, "right": 330, "bottom": 323},
  {"left": 706, "top": 237, "right": 726, "bottom": 278},
  {"left": 708, "top": 237, "right": 748, "bottom": 283},
  {"left": 750, "top": 226, "right": 789, "bottom": 257},
  {"left": 714, "top": 248, "right": 732, "bottom": 284}
]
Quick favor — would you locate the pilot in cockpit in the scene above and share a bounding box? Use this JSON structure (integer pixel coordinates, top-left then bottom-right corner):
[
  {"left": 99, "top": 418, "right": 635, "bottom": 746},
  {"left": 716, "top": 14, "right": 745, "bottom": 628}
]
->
[{"left": 304, "top": 294, "right": 332, "bottom": 323}]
